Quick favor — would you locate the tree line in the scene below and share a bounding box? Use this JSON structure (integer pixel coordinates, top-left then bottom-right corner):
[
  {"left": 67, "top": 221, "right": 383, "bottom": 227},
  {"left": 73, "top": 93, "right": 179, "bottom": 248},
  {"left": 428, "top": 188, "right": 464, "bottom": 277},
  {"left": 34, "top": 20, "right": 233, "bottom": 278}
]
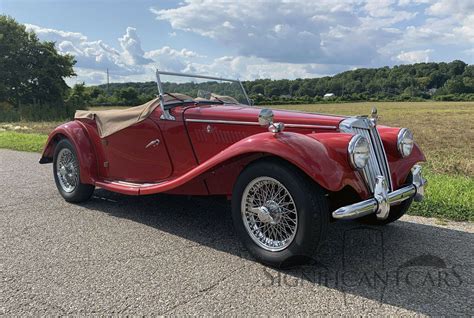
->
[
  {"left": 85, "top": 60, "right": 474, "bottom": 107},
  {"left": 1, "top": 15, "right": 473, "bottom": 122}
]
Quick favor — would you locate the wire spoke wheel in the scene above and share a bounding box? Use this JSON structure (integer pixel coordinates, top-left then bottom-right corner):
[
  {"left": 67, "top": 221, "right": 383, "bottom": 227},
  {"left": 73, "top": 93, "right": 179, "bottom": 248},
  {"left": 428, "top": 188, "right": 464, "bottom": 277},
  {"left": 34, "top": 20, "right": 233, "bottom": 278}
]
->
[
  {"left": 56, "top": 148, "right": 79, "bottom": 193},
  {"left": 241, "top": 176, "right": 298, "bottom": 252}
]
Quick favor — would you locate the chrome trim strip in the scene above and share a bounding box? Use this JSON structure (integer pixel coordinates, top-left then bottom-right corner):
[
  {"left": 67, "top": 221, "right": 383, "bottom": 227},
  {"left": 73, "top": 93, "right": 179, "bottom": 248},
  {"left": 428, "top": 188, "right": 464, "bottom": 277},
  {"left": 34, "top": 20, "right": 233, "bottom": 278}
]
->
[
  {"left": 157, "top": 70, "right": 241, "bottom": 83},
  {"left": 186, "top": 119, "right": 260, "bottom": 125},
  {"left": 285, "top": 123, "right": 337, "bottom": 129},
  {"left": 372, "top": 127, "right": 393, "bottom": 190},
  {"left": 185, "top": 118, "right": 337, "bottom": 129}
]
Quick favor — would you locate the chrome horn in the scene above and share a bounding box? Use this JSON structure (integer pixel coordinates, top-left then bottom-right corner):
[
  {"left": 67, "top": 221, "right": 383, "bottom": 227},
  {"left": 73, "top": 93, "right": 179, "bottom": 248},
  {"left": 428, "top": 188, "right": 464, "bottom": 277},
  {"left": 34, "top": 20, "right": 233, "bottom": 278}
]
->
[{"left": 258, "top": 109, "right": 284, "bottom": 133}]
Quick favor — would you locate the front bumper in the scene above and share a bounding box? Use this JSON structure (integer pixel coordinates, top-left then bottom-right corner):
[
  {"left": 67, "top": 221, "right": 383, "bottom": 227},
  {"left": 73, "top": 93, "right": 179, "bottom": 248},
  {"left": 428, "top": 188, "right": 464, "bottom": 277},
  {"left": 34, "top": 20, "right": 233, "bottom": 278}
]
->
[{"left": 332, "top": 165, "right": 427, "bottom": 220}]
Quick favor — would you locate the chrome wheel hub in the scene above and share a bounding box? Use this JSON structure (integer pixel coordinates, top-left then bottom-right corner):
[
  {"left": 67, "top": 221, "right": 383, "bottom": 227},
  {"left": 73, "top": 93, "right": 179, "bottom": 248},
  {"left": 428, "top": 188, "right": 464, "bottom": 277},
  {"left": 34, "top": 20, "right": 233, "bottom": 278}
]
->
[
  {"left": 252, "top": 200, "right": 283, "bottom": 225},
  {"left": 241, "top": 177, "right": 298, "bottom": 252},
  {"left": 56, "top": 148, "right": 79, "bottom": 193}
]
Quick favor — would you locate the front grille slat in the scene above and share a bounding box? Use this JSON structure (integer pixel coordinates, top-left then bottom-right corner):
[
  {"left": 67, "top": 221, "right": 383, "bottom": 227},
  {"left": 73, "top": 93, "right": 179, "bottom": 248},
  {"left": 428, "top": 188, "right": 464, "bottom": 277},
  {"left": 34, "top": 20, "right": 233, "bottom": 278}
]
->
[
  {"left": 353, "top": 124, "right": 392, "bottom": 193},
  {"left": 373, "top": 131, "right": 392, "bottom": 189}
]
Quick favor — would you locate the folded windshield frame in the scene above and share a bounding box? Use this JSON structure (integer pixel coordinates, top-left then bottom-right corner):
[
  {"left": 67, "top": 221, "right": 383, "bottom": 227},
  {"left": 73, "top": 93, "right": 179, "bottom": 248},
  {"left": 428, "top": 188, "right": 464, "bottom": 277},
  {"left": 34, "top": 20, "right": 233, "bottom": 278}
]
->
[{"left": 155, "top": 69, "right": 251, "bottom": 120}]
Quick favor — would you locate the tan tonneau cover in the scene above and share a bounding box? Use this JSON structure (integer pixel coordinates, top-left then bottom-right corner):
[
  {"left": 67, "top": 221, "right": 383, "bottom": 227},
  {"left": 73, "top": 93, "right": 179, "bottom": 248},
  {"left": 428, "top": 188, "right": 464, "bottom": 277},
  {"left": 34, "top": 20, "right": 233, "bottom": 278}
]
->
[{"left": 74, "top": 94, "right": 192, "bottom": 138}]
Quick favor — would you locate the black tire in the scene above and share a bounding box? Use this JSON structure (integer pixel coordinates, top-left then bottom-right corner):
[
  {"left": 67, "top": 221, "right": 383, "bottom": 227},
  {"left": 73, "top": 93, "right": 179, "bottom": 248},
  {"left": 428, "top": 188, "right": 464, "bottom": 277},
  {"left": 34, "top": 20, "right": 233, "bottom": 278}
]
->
[
  {"left": 232, "top": 159, "right": 329, "bottom": 268},
  {"left": 358, "top": 172, "right": 413, "bottom": 225},
  {"left": 53, "top": 139, "right": 95, "bottom": 203}
]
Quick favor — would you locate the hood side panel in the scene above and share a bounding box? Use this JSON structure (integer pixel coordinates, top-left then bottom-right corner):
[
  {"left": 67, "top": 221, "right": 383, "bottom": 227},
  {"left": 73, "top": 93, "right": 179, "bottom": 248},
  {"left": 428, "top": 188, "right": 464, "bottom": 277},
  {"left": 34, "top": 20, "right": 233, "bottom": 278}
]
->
[
  {"left": 183, "top": 105, "right": 343, "bottom": 163},
  {"left": 184, "top": 105, "right": 344, "bottom": 128}
]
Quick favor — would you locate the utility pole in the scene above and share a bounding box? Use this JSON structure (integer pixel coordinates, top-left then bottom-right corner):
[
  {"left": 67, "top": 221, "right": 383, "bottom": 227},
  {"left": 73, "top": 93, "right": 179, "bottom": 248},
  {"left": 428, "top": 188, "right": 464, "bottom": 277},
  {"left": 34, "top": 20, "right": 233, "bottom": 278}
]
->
[{"left": 106, "top": 68, "right": 110, "bottom": 94}]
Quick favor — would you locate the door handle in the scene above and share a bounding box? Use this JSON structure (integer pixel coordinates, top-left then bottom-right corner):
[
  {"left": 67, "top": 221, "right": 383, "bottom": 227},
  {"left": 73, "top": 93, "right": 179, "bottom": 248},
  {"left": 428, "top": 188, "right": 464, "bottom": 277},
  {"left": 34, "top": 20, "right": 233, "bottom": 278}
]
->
[{"left": 145, "top": 139, "right": 160, "bottom": 149}]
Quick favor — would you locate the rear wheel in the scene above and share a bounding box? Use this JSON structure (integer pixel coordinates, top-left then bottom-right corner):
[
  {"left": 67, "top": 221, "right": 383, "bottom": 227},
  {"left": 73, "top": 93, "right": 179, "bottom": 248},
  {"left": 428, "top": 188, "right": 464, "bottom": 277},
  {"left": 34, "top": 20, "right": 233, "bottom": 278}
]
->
[
  {"left": 53, "top": 139, "right": 95, "bottom": 203},
  {"left": 232, "top": 159, "right": 329, "bottom": 268}
]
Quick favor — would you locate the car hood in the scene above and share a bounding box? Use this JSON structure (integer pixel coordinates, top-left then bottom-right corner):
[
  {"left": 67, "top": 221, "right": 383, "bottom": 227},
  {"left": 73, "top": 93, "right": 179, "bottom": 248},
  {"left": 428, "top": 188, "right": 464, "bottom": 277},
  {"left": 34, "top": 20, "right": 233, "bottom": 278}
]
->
[{"left": 183, "top": 104, "right": 345, "bottom": 130}]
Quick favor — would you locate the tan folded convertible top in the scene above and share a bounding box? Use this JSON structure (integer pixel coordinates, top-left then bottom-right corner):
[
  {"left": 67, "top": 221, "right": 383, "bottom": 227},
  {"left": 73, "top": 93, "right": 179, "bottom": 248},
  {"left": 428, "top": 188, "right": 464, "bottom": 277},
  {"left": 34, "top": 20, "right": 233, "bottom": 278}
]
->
[{"left": 74, "top": 93, "right": 192, "bottom": 138}]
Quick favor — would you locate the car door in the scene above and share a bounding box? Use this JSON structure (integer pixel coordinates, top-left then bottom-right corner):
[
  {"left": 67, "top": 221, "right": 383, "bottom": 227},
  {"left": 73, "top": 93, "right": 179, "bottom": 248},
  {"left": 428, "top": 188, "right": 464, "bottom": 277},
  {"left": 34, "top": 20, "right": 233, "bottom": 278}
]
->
[{"left": 101, "top": 118, "right": 172, "bottom": 182}]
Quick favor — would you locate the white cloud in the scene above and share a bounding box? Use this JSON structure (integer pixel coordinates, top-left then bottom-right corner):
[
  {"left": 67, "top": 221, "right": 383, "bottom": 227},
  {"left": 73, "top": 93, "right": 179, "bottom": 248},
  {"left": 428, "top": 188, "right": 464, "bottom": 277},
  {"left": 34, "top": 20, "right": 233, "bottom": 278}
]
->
[
  {"left": 395, "top": 49, "right": 433, "bottom": 63},
  {"left": 25, "top": 23, "right": 140, "bottom": 78},
  {"left": 25, "top": 24, "right": 204, "bottom": 84},
  {"left": 25, "top": 24, "right": 87, "bottom": 42},
  {"left": 183, "top": 55, "right": 349, "bottom": 81},
  {"left": 152, "top": 0, "right": 473, "bottom": 67},
  {"left": 151, "top": 0, "right": 419, "bottom": 64},
  {"left": 118, "top": 27, "right": 153, "bottom": 65}
]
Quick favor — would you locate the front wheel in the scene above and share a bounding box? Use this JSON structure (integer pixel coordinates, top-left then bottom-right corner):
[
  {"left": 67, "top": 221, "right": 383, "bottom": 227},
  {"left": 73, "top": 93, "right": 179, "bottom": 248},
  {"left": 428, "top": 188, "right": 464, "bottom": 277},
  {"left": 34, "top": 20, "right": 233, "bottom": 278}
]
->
[
  {"left": 232, "top": 159, "right": 329, "bottom": 268},
  {"left": 53, "top": 139, "right": 95, "bottom": 203}
]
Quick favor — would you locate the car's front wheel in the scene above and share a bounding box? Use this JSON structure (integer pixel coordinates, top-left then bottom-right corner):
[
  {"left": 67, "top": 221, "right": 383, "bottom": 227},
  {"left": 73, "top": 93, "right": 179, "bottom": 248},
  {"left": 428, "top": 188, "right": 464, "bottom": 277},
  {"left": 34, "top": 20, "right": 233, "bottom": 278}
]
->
[
  {"left": 232, "top": 159, "right": 329, "bottom": 268},
  {"left": 53, "top": 139, "right": 95, "bottom": 203}
]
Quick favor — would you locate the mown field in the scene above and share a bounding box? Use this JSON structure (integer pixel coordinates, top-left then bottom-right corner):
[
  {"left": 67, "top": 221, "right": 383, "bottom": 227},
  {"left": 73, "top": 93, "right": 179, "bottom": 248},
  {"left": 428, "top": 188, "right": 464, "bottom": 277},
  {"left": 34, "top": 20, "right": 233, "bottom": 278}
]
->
[
  {"left": 1, "top": 101, "right": 473, "bottom": 221},
  {"left": 273, "top": 101, "right": 474, "bottom": 222}
]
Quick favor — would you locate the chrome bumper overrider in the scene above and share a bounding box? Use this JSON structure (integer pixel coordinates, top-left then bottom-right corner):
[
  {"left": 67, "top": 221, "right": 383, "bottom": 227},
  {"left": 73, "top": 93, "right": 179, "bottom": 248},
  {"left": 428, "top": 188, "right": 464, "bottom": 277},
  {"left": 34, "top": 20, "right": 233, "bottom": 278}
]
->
[{"left": 332, "top": 165, "right": 427, "bottom": 220}]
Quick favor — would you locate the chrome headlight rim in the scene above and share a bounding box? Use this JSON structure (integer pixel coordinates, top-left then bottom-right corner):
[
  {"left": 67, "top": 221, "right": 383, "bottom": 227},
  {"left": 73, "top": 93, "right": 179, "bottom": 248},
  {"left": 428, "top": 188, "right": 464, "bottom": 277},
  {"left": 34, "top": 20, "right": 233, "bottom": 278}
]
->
[
  {"left": 397, "top": 128, "right": 414, "bottom": 158},
  {"left": 348, "top": 134, "right": 370, "bottom": 170}
]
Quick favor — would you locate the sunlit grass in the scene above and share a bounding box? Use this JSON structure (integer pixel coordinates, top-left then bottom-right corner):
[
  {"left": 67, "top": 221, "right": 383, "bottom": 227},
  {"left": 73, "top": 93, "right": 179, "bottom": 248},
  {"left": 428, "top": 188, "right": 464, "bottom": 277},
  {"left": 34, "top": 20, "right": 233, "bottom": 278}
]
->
[
  {"left": 0, "top": 131, "right": 47, "bottom": 153},
  {"left": 410, "top": 171, "right": 474, "bottom": 222}
]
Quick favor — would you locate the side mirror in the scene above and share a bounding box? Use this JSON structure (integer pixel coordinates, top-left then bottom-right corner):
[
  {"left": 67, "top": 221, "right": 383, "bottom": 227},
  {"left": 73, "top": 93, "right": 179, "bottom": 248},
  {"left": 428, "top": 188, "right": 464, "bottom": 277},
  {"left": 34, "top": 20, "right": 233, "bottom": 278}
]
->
[{"left": 258, "top": 108, "right": 274, "bottom": 127}]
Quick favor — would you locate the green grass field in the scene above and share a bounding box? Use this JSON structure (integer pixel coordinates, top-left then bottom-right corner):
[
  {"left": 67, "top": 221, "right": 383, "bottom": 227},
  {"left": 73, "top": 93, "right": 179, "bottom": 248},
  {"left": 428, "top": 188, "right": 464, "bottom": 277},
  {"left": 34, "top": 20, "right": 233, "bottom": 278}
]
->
[
  {"left": 0, "top": 131, "right": 47, "bottom": 152},
  {"left": 1, "top": 101, "right": 473, "bottom": 221}
]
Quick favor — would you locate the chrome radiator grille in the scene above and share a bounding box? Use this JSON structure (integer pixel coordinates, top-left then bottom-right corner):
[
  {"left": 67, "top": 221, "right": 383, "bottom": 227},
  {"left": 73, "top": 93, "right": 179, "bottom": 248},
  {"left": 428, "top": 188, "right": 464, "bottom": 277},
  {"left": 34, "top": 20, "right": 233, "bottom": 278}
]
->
[{"left": 353, "top": 125, "right": 392, "bottom": 193}]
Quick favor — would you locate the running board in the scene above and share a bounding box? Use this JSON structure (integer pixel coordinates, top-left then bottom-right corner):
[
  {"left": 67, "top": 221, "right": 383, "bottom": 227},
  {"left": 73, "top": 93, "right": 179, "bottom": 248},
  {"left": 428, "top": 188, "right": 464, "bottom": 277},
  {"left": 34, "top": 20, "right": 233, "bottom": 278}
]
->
[{"left": 95, "top": 180, "right": 166, "bottom": 195}]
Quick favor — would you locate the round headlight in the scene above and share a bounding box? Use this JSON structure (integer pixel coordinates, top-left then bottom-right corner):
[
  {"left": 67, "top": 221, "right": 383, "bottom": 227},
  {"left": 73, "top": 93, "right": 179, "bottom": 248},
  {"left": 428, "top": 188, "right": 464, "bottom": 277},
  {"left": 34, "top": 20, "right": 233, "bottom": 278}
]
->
[
  {"left": 397, "top": 128, "right": 414, "bottom": 158},
  {"left": 348, "top": 134, "right": 370, "bottom": 170}
]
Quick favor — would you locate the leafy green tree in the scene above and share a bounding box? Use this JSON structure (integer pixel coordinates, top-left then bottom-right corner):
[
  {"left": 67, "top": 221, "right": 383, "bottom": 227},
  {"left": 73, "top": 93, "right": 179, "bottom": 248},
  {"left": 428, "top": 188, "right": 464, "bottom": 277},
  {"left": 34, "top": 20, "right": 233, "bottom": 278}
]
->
[
  {"left": 66, "top": 83, "right": 89, "bottom": 109},
  {"left": 447, "top": 60, "right": 467, "bottom": 77},
  {"left": 251, "top": 84, "right": 265, "bottom": 95},
  {"left": 444, "top": 77, "right": 467, "bottom": 94},
  {"left": 116, "top": 87, "right": 139, "bottom": 105},
  {"left": 0, "top": 15, "right": 75, "bottom": 112}
]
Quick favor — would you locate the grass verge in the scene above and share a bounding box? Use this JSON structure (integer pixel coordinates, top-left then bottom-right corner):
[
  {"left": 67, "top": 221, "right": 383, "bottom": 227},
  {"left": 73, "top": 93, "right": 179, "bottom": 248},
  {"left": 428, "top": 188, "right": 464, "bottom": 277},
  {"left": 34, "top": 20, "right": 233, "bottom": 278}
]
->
[
  {"left": 0, "top": 130, "right": 472, "bottom": 222},
  {"left": 410, "top": 171, "right": 473, "bottom": 222},
  {"left": 0, "top": 131, "right": 47, "bottom": 153}
]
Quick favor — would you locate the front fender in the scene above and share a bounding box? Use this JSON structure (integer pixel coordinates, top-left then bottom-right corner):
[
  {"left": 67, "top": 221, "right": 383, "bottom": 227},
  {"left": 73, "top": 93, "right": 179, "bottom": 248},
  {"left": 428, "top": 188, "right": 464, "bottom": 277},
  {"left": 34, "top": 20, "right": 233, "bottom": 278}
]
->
[
  {"left": 140, "top": 131, "right": 367, "bottom": 196},
  {"left": 39, "top": 121, "right": 97, "bottom": 185},
  {"left": 270, "top": 132, "right": 369, "bottom": 196},
  {"left": 378, "top": 126, "right": 426, "bottom": 188}
]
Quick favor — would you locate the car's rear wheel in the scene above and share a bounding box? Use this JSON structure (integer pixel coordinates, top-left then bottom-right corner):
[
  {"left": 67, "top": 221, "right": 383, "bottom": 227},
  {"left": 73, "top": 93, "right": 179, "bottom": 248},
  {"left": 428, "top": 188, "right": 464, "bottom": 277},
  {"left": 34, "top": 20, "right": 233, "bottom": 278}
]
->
[
  {"left": 232, "top": 159, "right": 329, "bottom": 268},
  {"left": 53, "top": 139, "right": 95, "bottom": 203}
]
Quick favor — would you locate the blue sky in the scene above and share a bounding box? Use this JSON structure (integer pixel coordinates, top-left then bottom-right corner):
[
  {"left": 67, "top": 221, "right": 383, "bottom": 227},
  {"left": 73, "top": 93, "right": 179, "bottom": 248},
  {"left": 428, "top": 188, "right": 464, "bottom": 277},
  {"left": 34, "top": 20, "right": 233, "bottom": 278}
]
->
[{"left": 2, "top": 0, "right": 473, "bottom": 85}]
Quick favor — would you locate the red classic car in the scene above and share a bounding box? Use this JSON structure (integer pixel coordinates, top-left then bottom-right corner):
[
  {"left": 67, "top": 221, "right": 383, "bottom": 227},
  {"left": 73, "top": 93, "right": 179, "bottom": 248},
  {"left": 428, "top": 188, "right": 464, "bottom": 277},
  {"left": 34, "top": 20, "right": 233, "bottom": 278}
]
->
[{"left": 40, "top": 71, "right": 426, "bottom": 267}]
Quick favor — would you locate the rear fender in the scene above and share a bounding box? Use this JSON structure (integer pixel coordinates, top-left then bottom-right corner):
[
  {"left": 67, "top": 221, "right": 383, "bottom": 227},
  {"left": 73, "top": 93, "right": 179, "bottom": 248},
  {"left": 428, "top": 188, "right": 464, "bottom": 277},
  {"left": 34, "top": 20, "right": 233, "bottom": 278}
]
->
[{"left": 39, "top": 121, "right": 97, "bottom": 185}]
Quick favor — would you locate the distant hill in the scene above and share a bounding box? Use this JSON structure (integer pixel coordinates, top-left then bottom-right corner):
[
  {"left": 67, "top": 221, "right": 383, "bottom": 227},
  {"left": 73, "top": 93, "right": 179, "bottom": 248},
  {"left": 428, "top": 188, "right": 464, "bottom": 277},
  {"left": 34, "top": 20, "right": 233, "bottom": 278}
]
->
[{"left": 86, "top": 60, "right": 474, "bottom": 106}]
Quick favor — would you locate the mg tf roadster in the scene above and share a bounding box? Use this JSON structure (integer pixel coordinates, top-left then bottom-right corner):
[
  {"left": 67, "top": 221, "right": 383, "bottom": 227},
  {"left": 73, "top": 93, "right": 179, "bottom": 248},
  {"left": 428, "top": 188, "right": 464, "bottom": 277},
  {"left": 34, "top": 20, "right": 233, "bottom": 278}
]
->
[{"left": 40, "top": 71, "right": 427, "bottom": 266}]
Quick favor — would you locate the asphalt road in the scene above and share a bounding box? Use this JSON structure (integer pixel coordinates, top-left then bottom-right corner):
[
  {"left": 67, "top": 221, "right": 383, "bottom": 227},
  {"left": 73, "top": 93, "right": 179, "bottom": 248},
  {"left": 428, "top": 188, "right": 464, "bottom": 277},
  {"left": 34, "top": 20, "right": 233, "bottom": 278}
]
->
[{"left": 1, "top": 149, "right": 473, "bottom": 315}]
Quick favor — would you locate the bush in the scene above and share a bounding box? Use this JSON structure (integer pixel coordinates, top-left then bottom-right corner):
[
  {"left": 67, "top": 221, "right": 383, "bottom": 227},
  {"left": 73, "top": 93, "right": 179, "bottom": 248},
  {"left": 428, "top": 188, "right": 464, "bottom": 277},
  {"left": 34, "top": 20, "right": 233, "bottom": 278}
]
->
[
  {"left": 0, "top": 101, "right": 20, "bottom": 122},
  {"left": 434, "top": 94, "right": 458, "bottom": 101},
  {"left": 18, "top": 103, "right": 75, "bottom": 121}
]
